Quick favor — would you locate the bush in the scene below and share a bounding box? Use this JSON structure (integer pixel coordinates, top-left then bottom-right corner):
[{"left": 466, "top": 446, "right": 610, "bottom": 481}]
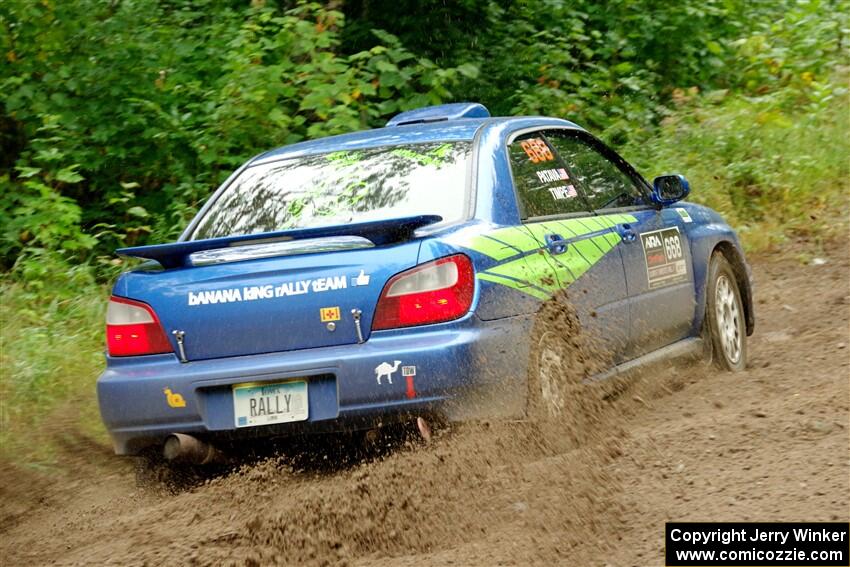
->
[
  {"left": 1, "top": 0, "right": 477, "bottom": 266},
  {"left": 623, "top": 79, "right": 849, "bottom": 250},
  {"left": 0, "top": 278, "right": 108, "bottom": 466}
]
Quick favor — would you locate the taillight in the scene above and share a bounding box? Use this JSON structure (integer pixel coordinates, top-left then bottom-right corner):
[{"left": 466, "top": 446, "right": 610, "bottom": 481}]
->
[
  {"left": 106, "top": 296, "right": 172, "bottom": 357},
  {"left": 372, "top": 254, "right": 474, "bottom": 331}
]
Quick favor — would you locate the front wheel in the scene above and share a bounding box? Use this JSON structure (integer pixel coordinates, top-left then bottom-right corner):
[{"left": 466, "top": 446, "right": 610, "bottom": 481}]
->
[{"left": 706, "top": 253, "right": 747, "bottom": 371}]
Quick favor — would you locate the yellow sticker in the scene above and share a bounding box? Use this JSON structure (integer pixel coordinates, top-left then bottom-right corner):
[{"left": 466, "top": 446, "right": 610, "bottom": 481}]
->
[
  {"left": 163, "top": 388, "right": 186, "bottom": 408},
  {"left": 320, "top": 306, "right": 341, "bottom": 322}
]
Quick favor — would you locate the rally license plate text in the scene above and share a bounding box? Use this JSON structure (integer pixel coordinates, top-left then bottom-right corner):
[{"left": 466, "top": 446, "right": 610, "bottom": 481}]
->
[{"left": 232, "top": 380, "right": 308, "bottom": 428}]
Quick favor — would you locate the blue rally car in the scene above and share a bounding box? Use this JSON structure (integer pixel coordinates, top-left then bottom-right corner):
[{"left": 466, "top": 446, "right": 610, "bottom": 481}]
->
[{"left": 98, "top": 102, "right": 754, "bottom": 461}]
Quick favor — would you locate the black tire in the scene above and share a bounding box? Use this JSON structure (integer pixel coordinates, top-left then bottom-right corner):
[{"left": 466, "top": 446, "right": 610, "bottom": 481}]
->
[
  {"left": 526, "top": 292, "right": 607, "bottom": 447},
  {"left": 527, "top": 328, "right": 580, "bottom": 421},
  {"left": 705, "top": 253, "right": 747, "bottom": 371}
]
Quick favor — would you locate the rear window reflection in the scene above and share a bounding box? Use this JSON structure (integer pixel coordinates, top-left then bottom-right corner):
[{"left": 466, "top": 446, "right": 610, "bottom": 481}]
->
[{"left": 192, "top": 142, "right": 471, "bottom": 240}]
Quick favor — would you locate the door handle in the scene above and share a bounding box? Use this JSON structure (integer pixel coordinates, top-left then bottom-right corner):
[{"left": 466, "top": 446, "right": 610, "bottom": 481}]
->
[
  {"left": 615, "top": 223, "right": 637, "bottom": 243},
  {"left": 544, "top": 233, "right": 569, "bottom": 255}
]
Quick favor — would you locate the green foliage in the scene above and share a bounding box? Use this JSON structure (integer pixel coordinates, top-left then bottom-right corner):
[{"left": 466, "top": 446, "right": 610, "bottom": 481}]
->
[
  {"left": 623, "top": 80, "right": 850, "bottom": 250},
  {"left": 0, "top": 168, "right": 96, "bottom": 269},
  {"left": 729, "top": 0, "right": 848, "bottom": 95},
  {"left": 0, "top": 278, "right": 108, "bottom": 466},
  {"left": 1, "top": 0, "right": 474, "bottom": 272},
  {"left": 342, "top": 0, "right": 739, "bottom": 142}
]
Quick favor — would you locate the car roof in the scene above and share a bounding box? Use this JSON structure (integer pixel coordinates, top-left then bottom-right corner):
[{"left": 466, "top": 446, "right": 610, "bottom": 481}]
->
[{"left": 250, "top": 116, "right": 584, "bottom": 165}]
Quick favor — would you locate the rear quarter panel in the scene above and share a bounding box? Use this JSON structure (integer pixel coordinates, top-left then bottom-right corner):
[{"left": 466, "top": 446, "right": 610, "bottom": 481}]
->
[{"left": 419, "top": 225, "right": 545, "bottom": 321}]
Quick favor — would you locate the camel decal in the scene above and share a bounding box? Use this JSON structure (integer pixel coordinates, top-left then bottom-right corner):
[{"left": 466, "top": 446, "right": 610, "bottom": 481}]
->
[{"left": 374, "top": 360, "right": 401, "bottom": 385}]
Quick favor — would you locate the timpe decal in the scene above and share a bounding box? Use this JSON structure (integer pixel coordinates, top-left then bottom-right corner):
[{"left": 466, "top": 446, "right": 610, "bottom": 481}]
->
[
  {"left": 640, "top": 227, "right": 688, "bottom": 289},
  {"left": 188, "top": 275, "right": 353, "bottom": 306}
]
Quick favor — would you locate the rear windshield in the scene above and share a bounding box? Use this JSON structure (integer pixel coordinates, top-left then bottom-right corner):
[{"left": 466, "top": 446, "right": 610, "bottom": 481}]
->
[{"left": 191, "top": 141, "right": 471, "bottom": 240}]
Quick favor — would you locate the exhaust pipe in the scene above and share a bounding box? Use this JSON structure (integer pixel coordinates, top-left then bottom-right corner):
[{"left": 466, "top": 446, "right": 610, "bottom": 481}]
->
[{"left": 163, "top": 433, "right": 221, "bottom": 465}]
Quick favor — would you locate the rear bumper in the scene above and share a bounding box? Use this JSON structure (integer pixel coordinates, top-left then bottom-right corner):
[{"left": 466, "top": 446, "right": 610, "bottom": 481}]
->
[{"left": 97, "top": 313, "right": 533, "bottom": 455}]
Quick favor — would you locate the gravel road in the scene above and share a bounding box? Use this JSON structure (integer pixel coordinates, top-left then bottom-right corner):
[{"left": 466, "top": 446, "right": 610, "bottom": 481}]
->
[{"left": 1, "top": 240, "right": 847, "bottom": 567}]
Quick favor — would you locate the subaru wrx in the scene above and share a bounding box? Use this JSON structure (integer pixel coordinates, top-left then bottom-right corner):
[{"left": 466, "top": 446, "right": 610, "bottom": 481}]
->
[{"left": 97, "top": 103, "right": 754, "bottom": 460}]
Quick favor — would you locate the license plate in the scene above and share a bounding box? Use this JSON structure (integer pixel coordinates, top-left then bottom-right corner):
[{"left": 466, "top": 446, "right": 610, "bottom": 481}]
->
[{"left": 232, "top": 380, "right": 308, "bottom": 428}]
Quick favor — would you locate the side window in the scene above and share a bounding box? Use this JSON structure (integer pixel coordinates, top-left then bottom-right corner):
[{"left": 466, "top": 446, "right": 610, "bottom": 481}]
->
[
  {"left": 547, "top": 132, "right": 646, "bottom": 211},
  {"left": 508, "top": 133, "right": 589, "bottom": 218}
]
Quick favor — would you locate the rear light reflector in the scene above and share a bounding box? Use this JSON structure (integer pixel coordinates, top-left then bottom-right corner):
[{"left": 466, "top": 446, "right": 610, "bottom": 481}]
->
[
  {"left": 372, "top": 254, "right": 474, "bottom": 330},
  {"left": 106, "top": 296, "right": 172, "bottom": 357}
]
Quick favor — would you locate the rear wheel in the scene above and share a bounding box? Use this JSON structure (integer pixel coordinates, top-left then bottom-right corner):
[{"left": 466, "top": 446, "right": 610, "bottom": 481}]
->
[
  {"left": 526, "top": 293, "right": 606, "bottom": 447},
  {"left": 529, "top": 329, "right": 577, "bottom": 419},
  {"left": 706, "top": 253, "right": 747, "bottom": 371}
]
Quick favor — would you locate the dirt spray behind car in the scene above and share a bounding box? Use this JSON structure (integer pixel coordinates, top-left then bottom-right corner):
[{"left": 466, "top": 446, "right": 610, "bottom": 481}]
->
[{"left": 141, "top": 294, "right": 631, "bottom": 567}]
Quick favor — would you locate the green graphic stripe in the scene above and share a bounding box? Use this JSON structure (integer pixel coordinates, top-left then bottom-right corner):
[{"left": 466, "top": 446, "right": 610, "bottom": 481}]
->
[
  {"left": 462, "top": 214, "right": 637, "bottom": 260},
  {"left": 597, "top": 212, "right": 638, "bottom": 226},
  {"left": 552, "top": 221, "right": 580, "bottom": 238},
  {"left": 491, "top": 227, "right": 541, "bottom": 252},
  {"left": 602, "top": 231, "right": 621, "bottom": 247},
  {"left": 464, "top": 234, "right": 518, "bottom": 261},
  {"left": 477, "top": 273, "right": 550, "bottom": 300},
  {"left": 482, "top": 253, "right": 560, "bottom": 294},
  {"left": 460, "top": 213, "right": 638, "bottom": 298},
  {"left": 519, "top": 213, "right": 637, "bottom": 243},
  {"left": 547, "top": 233, "right": 620, "bottom": 287},
  {"left": 465, "top": 227, "right": 541, "bottom": 259},
  {"left": 581, "top": 216, "right": 607, "bottom": 231},
  {"left": 521, "top": 222, "right": 557, "bottom": 242}
]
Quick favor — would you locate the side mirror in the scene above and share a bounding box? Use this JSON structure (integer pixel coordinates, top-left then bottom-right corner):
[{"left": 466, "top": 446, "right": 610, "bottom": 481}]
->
[{"left": 651, "top": 174, "right": 690, "bottom": 206}]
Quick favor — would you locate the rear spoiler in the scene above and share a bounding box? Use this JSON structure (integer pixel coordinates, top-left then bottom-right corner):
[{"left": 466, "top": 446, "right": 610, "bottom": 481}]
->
[{"left": 116, "top": 214, "right": 442, "bottom": 269}]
